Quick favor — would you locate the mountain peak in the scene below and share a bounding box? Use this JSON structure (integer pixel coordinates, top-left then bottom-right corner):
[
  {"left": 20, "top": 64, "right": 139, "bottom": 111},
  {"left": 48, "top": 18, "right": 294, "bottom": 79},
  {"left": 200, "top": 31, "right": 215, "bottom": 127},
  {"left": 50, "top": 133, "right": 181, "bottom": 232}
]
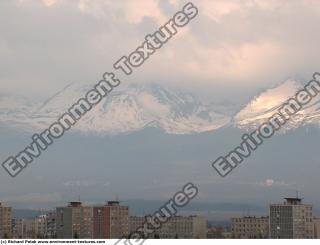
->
[
  {"left": 2, "top": 79, "right": 320, "bottom": 135},
  {"left": 233, "top": 79, "right": 320, "bottom": 130},
  {"left": 0, "top": 83, "right": 231, "bottom": 135}
]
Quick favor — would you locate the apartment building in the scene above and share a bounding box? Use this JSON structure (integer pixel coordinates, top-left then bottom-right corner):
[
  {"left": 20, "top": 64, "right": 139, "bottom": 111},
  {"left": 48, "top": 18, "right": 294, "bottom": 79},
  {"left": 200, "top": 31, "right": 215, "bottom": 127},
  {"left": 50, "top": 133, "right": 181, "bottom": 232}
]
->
[
  {"left": 269, "top": 197, "right": 313, "bottom": 238},
  {"left": 313, "top": 217, "right": 320, "bottom": 238},
  {"left": 93, "top": 201, "right": 129, "bottom": 239},
  {"left": 0, "top": 203, "right": 12, "bottom": 238},
  {"left": 44, "top": 211, "right": 56, "bottom": 238},
  {"left": 56, "top": 202, "right": 93, "bottom": 238},
  {"left": 13, "top": 215, "right": 48, "bottom": 239},
  {"left": 12, "top": 219, "right": 24, "bottom": 238},
  {"left": 231, "top": 216, "right": 269, "bottom": 238},
  {"left": 130, "top": 215, "right": 207, "bottom": 238}
]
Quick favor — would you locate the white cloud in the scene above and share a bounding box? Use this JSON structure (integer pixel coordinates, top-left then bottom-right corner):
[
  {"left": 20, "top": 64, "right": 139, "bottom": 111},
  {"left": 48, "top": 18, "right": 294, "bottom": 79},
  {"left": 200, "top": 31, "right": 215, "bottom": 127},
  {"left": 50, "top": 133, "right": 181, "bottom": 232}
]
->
[
  {"left": 77, "top": 0, "right": 166, "bottom": 24},
  {"left": 257, "top": 179, "right": 290, "bottom": 188},
  {"left": 1, "top": 0, "right": 320, "bottom": 101},
  {"left": 42, "top": 0, "right": 58, "bottom": 7},
  {"left": 18, "top": 0, "right": 59, "bottom": 7},
  {"left": 63, "top": 179, "right": 96, "bottom": 187}
]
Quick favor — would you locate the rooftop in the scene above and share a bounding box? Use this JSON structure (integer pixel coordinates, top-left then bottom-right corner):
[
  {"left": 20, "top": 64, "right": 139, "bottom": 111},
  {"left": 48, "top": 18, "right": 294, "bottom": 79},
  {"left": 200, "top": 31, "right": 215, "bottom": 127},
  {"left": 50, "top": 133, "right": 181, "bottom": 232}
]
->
[
  {"left": 68, "top": 201, "right": 82, "bottom": 207},
  {"left": 106, "top": 201, "right": 120, "bottom": 206},
  {"left": 284, "top": 197, "right": 303, "bottom": 205}
]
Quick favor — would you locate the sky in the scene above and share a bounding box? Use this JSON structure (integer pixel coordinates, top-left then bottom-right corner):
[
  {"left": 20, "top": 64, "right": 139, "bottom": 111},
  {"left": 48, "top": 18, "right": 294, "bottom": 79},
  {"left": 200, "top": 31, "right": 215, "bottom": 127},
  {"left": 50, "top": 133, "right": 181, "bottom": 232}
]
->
[
  {"left": 1, "top": 0, "right": 320, "bottom": 103},
  {"left": 1, "top": 0, "right": 320, "bottom": 212}
]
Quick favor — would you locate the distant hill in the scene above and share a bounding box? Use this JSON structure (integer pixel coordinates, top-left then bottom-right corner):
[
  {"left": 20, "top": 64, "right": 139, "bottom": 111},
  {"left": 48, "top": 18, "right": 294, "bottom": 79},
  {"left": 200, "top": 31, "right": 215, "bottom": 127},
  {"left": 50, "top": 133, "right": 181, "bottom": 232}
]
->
[{"left": 12, "top": 209, "right": 49, "bottom": 219}]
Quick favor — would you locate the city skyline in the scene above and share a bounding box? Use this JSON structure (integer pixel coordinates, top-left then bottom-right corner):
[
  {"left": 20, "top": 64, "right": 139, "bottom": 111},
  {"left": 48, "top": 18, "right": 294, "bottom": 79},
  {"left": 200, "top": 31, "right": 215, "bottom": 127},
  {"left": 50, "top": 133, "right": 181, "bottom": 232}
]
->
[{"left": 1, "top": 195, "right": 320, "bottom": 239}]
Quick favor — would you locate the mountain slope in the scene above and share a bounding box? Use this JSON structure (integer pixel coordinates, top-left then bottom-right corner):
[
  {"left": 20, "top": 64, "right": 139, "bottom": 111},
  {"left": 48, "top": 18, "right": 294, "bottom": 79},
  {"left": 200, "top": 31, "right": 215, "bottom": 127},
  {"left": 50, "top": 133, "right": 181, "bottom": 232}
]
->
[
  {"left": 0, "top": 84, "right": 231, "bottom": 135},
  {"left": 234, "top": 79, "right": 320, "bottom": 131},
  {"left": 2, "top": 79, "right": 320, "bottom": 135}
]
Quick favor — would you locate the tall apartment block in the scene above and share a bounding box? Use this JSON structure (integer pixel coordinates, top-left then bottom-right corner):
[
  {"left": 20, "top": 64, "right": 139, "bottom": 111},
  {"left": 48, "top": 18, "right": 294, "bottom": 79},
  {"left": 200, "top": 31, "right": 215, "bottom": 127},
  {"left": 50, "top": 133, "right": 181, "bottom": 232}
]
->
[
  {"left": 12, "top": 219, "right": 24, "bottom": 238},
  {"left": 0, "top": 203, "right": 12, "bottom": 238},
  {"left": 13, "top": 215, "right": 47, "bottom": 239},
  {"left": 231, "top": 216, "right": 269, "bottom": 238},
  {"left": 46, "top": 211, "right": 56, "bottom": 238},
  {"left": 130, "top": 215, "right": 207, "bottom": 238},
  {"left": 93, "top": 201, "right": 129, "bottom": 239},
  {"left": 56, "top": 202, "right": 93, "bottom": 238},
  {"left": 269, "top": 197, "right": 313, "bottom": 238},
  {"left": 12, "top": 213, "right": 56, "bottom": 239},
  {"left": 313, "top": 217, "right": 320, "bottom": 238}
]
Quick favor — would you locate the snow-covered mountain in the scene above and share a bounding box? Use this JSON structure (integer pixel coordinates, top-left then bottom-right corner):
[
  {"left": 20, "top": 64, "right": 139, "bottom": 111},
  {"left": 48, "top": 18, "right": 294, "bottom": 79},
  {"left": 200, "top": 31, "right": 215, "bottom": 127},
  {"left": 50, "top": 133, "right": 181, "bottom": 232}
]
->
[
  {"left": 1, "top": 79, "right": 320, "bottom": 135},
  {"left": 0, "top": 84, "right": 231, "bottom": 135},
  {"left": 234, "top": 79, "right": 320, "bottom": 131}
]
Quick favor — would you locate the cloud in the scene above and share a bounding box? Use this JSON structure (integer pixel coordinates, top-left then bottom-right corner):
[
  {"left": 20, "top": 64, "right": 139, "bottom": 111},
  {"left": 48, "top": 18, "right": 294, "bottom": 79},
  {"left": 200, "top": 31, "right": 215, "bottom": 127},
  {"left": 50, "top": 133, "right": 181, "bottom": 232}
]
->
[
  {"left": 42, "top": 0, "right": 58, "bottom": 7},
  {"left": 18, "top": 0, "right": 59, "bottom": 7},
  {"left": 77, "top": 0, "right": 167, "bottom": 24},
  {"left": 63, "top": 180, "right": 96, "bottom": 187},
  {"left": 257, "top": 179, "right": 290, "bottom": 188},
  {"left": 1, "top": 0, "right": 320, "bottom": 103}
]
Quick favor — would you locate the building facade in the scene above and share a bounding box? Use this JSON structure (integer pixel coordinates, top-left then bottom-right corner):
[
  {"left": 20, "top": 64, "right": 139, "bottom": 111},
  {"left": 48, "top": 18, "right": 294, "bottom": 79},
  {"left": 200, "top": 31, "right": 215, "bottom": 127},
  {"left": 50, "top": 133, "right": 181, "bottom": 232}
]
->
[
  {"left": 130, "top": 215, "right": 207, "bottom": 238},
  {"left": 12, "top": 219, "right": 24, "bottom": 238},
  {"left": 231, "top": 216, "right": 269, "bottom": 238},
  {"left": 0, "top": 203, "right": 12, "bottom": 238},
  {"left": 269, "top": 198, "right": 313, "bottom": 238},
  {"left": 13, "top": 212, "right": 56, "bottom": 239},
  {"left": 13, "top": 219, "right": 36, "bottom": 238},
  {"left": 46, "top": 212, "right": 56, "bottom": 238},
  {"left": 313, "top": 217, "right": 320, "bottom": 238},
  {"left": 56, "top": 202, "right": 93, "bottom": 238},
  {"left": 12, "top": 215, "right": 51, "bottom": 239},
  {"left": 35, "top": 215, "right": 47, "bottom": 238},
  {"left": 93, "top": 201, "right": 129, "bottom": 239}
]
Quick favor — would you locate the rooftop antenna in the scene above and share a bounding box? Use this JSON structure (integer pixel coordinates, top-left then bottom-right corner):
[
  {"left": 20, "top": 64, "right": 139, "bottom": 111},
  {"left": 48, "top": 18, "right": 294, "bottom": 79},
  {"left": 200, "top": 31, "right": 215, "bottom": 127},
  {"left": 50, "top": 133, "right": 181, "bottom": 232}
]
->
[
  {"left": 116, "top": 193, "right": 119, "bottom": 202},
  {"left": 295, "top": 189, "right": 300, "bottom": 199},
  {"left": 78, "top": 195, "right": 81, "bottom": 202}
]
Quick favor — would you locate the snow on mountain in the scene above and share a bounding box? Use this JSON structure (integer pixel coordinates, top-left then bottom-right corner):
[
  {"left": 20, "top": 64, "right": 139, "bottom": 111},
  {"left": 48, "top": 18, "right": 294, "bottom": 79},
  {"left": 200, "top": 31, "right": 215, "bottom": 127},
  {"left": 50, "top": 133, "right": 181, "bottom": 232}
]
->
[
  {"left": 0, "top": 94, "right": 41, "bottom": 130},
  {"left": 234, "top": 79, "right": 320, "bottom": 131},
  {"left": 0, "top": 84, "right": 231, "bottom": 135},
  {"left": 2, "top": 78, "right": 320, "bottom": 135}
]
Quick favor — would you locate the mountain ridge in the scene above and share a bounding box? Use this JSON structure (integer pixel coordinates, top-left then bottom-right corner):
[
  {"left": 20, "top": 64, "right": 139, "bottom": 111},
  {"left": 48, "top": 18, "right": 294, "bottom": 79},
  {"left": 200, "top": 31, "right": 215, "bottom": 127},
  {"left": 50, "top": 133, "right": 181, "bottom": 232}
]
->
[{"left": 1, "top": 79, "right": 320, "bottom": 135}]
